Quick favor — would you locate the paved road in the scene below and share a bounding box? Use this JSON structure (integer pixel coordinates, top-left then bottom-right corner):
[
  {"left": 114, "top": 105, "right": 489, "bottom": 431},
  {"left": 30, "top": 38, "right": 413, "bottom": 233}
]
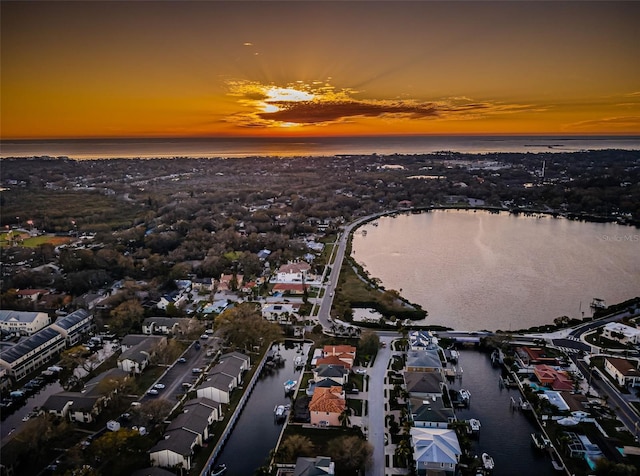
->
[
  {"left": 316, "top": 212, "right": 389, "bottom": 329},
  {"left": 365, "top": 334, "right": 394, "bottom": 476},
  {"left": 572, "top": 355, "right": 640, "bottom": 440}
]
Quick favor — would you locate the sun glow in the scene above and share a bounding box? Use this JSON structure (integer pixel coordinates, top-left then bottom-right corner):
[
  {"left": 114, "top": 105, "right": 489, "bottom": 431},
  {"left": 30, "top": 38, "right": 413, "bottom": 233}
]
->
[{"left": 264, "top": 87, "right": 315, "bottom": 102}]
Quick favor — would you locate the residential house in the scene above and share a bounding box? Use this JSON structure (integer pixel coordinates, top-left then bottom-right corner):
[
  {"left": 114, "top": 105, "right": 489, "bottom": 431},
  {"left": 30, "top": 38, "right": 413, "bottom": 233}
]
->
[
  {"left": 309, "top": 386, "right": 346, "bottom": 427},
  {"left": 272, "top": 283, "right": 307, "bottom": 295},
  {"left": 42, "top": 391, "right": 105, "bottom": 423},
  {"left": 196, "top": 373, "right": 235, "bottom": 404},
  {"left": 142, "top": 317, "right": 190, "bottom": 336},
  {"left": 408, "top": 396, "right": 456, "bottom": 429},
  {"left": 219, "top": 351, "right": 251, "bottom": 371},
  {"left": 156, "top": 291, "right": 187, "bottom": 311},
  {"left": 293, "top": 456, "right": 335, "bottom": 476},
  {"left": 191, "top": 277, "right": 214, "bottom": 293},
  {"left": 313, "top": 365, "right": 349, "bottom": 386},
  {"left": 408, "top": 331, "right": 439, "bottom": 351},
  {"left": 533, "top": 364, "right": 574, "bottom": 391},
  {"left": 276, "top": 262, "right": 312, "bottom": 283},
  {"left": 406, "top": 349, "right": 443, "bottom": 374},
  {"left": 15, "top": 289, "right": 49, "bottom": 303},
  {"left": 516, "top": 346, "right": 562, "bottom": 366},
  {"left": 217, "top": 274, "right": 243, "bottom": 292},
  {"left": 82, "top": 367, "right": 130, "bottom": 398},
  {"left": 410, "top": 427, "right": 461, "bottom": 476},
  {"left": 322, "top": 345, "right": 356, "bottom": 369},
  {"left": 117, "top": 335, "right": 167, "bottom": 374},
  {"left": 0, "top": 310, "right": 50, "bottom": 335},
  {"left": 404, "top": 371, "right": 445, "bottom": 400},
  {"left": 201, "top": 300, "right": 229, "bottom": 315},
  {"left": 149, "top": 428, "right": 198, "bottom": 471},
  {"left": 604, "top": 357, "right": 640, "bottom": 388},
  {"left": 166, "top": 399, "right": 219, "bottom": 446},
  {"left": 602, "top": 322, "right": 640, "bottom": 344},
  {"left": 262, "top": 303, "right": 301, "bottom": 322}
]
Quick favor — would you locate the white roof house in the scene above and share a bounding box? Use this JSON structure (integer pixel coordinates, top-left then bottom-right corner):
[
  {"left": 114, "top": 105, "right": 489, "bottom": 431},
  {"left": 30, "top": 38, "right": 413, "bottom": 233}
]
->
[
  {"left": 602, "top": 322, "right": 640, "bottom": 344},
  {"left": 410, "top": 427, "right": 461, "bottom": 475}
]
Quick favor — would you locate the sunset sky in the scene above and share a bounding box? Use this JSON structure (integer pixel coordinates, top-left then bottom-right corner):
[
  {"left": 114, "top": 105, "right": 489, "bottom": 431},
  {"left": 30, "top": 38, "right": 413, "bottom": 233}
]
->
[{"left": 2, "top": 1, "right": 639, "bottom": 139}]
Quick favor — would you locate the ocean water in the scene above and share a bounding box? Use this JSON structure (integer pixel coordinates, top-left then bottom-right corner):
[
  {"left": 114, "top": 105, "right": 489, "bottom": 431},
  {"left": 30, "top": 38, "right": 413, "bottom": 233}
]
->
[{"left": 1, "top": 135, "right": 639, "bottom": 159}]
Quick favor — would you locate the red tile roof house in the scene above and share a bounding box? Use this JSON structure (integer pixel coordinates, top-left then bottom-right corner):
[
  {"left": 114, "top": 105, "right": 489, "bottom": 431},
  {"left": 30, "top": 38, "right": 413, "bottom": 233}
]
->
[
  {"left": 533, "top": 364, "right": 574, "bottom": 391},
  {"left": 309, "top": 386, "right": 346, "bottom": 427},
  {"left": 272, "top": 283, "right": 307, "bottom": 295},
  {"left": 604, "top": 357, "right": 640, "bottom": 388}
]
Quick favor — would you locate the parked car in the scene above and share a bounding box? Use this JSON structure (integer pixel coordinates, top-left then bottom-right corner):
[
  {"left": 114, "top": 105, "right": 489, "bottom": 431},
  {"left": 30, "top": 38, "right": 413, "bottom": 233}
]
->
[
  {"left": 147, "top": 389, "right": 159, "bottom": 395},
  {"left": 177, "top": 357, "right": 187, "bottom": 363},
  {"left": 192, "top": 368, "right": 202, "bottom": 374},
  {"left": 153, "top": 383, "right": 166, "bottom": 390}
]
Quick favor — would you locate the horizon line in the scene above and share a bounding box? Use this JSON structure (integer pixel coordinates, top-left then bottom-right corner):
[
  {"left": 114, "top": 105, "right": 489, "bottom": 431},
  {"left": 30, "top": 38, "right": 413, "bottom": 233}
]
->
[{"left": 2, "top": 132, "right": 640, "bottom": 142}]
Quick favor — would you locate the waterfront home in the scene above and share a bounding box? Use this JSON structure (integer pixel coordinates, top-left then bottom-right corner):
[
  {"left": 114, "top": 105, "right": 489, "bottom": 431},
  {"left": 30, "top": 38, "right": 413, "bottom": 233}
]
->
[
  {"left": 219, "top": 351, "right": 251, "bottom": 371},
  {"left": 196, "top": 373, "right": 235, "bottom": 404},
  {"left": 516, "top": 346, "right": 562, "bottom": 366},
  {"left": 166, "top": 398, "right": 221, "bottom": 445},
  {"left": 406, "top": 349, "right": 443, "bottom": 374},
  {"left": 313, "top": 364, "right": 349, "bottom": 386},
  {"left": 408, "top": 330, "right": 439, "bottom": 351},
  {"left": 604, "top": 357, "right": 640, "bottom": 388},
  {"left": 410, "top": 427, "right": 461, "bottom": 476},
  {"left": 308, "top": 386, "right": 345, "bottom": 427},
  {"left": 292, "top": 456, "right": 335, "bottom": 476},
  {"left": 602, "top": 322, "right": 640, "bottom": 344},
  {"left": 408, "top": 396, "right": 456, "bottom": 429},
  {"left": 322, "top": 345, "right": 356, "bottom": 368},
  {"left": 533, "top": 364, "right": 574, "bottom": 391},
  {"left": 404, "top": 371, "right": 445, "bottom": 399},
  {"left": 149, "top": 428, "right": 198, "bottom": 471}
]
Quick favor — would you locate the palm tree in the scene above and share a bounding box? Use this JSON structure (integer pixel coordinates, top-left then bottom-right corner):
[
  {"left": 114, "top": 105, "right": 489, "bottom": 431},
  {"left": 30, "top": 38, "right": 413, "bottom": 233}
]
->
[
  {"left": 339, "top": 406, "right": 353, "bottom": 427},
  {"left": 394, "top": 438, "right": 413, "bottom": 468}
]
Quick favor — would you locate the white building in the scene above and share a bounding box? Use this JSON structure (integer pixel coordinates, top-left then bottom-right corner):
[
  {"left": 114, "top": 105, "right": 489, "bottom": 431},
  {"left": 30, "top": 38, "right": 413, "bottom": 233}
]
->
[
  {"left": 275, "top": 261, "right": 312, "bottom": 283},
  {"left": 410, "top": 427, "right": 461, "bottom": 476},
  {"left": 604, "top": 357, "right": 640, "bottom": 388},
  {"left": 0, "top": 310, "right": 50, "bottom": 336},
  {"left": 602, "top": 322, "right": 640, "bottom": 344}
]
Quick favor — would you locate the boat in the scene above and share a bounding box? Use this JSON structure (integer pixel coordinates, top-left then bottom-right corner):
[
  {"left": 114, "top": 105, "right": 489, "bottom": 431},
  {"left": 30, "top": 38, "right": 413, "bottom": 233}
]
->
[
  {"left": 284, "top": 380, "right": 297, "bottom": 392},
  {"left": 210, "top": 464, "right": 227, "bottom": 476},
  {"left": 459, "top": 389, "right": 471, "bottom": 401},
  {"left": 294, "top": 356, "right": 303, "bottom": 368},
  {"left": 482, "top": 453, "right": 495, "bottom": 470},
  {"left": 531, "top": 432, "right": 551, "bottom": 450},
  {"left": 274, "top": 405, "right": 286, "bottom": 419},
  {"left": 468, "top": 418, "right": 481, "bottom": 433}
]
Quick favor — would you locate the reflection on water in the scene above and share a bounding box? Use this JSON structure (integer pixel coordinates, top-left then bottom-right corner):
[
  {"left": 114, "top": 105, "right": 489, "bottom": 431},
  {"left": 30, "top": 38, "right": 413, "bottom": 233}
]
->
[
  {"left": 352, "top": 210, "right": 640, "bottom": 331},
  {"left": 214, "top": 341, "right": 310, "bottom": 476}
]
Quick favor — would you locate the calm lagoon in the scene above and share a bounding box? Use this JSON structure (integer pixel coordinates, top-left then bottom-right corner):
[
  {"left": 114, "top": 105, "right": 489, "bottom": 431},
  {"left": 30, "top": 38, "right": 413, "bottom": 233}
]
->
[{"left": 351, "top": 210, "right": 640, "bottom": 331}]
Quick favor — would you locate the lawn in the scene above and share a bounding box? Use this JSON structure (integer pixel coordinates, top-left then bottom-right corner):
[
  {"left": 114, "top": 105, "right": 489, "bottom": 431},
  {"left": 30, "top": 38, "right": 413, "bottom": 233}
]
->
[{"left": 20, "top": 235, "right": 72, "bottom": 248}]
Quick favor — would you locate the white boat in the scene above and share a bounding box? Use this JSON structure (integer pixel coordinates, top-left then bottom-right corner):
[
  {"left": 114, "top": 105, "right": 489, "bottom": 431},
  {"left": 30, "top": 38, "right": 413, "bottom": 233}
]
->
[
  {"left": 482, "top": 453, "right": 494, "bottom": 470},
  {"left": 210, "top": 464, "right": 227, "bottom": 476},
  {"left": 274, "top": 405, "right": 286, "bottom": 418},
  {"left": 294, "top": 356, "right": 303, "bottom": 368},
  {"left": 468, "top": 418, "right": 481, "bottom": 433},
  {"left": 284, "top": 380, "right": 297, "bottom": 392},
  {"left": 460, "top": 389, "right": 471, "bottom": 400}
]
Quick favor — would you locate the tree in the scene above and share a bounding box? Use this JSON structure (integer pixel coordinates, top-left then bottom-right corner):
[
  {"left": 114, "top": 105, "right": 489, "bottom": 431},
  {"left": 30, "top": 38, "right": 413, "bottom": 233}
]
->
[
  {"left": 327, "top": 435, "right": 373, "bottom": 472},
  {"left": 91, "top": 428, "right": 140, "bottom": 462},
  {"left": 215, "top": 303, "right": 282, "bottom": 351},
  {"left": 277, "top": 435, "right": 314, "bottom": 461},
  {"left": 109, "top": 299, "right": 144, "bottom": 335},
  {"left": 339, "top": 406, "right": 353, "bottom": 428},
  {"left": 138, "top": 399, "right": 174, "bottom": 425},
  {"left": 358, "top": 330, "right": 380, "bottom": 359},
  {"left": 394, "top": 438, "right": 413, "bottom": 468}
]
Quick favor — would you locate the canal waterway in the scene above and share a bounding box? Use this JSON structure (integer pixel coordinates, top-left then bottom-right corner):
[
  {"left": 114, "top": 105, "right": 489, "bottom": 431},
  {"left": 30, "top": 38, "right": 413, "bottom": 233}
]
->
[
  {"left": 214, "top": 341, "right": 311, "bottom": 476},
  {"left": 450, "top": 348, "right": 554, "bottom": 476},
  {"left": 352, "top": 209, "right": 640, "bottom": 331}
]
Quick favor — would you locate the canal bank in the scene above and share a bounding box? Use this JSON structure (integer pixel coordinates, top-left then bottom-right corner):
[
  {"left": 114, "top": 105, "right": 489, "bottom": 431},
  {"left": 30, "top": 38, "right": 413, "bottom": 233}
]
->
[{"left": 202, "top": 341, "right": 310, "bottom": 476}]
